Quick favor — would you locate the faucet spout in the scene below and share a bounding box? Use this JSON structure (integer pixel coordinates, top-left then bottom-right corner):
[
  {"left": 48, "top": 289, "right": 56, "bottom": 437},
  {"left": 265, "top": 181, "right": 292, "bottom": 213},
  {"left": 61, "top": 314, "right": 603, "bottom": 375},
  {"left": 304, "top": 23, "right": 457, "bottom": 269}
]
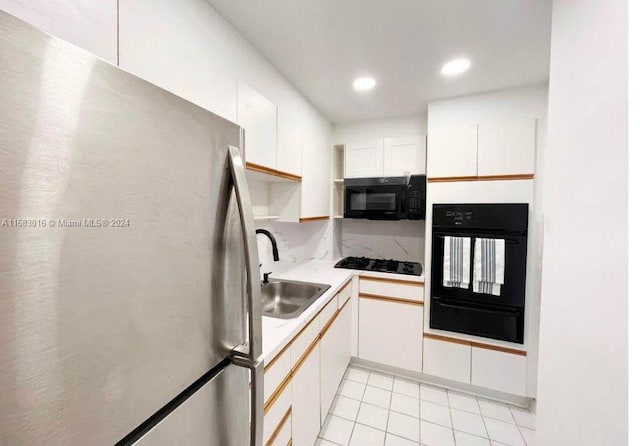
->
[{"left": 256, "top": 229, "right": 280, "bottom": 261}]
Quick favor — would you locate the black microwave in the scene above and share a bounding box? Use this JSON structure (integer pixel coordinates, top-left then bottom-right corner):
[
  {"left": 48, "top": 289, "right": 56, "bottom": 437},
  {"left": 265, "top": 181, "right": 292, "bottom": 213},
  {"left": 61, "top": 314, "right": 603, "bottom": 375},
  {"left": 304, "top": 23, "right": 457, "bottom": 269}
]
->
[{"left": 344, "top": 175, "right": 426, "bottom": 220}]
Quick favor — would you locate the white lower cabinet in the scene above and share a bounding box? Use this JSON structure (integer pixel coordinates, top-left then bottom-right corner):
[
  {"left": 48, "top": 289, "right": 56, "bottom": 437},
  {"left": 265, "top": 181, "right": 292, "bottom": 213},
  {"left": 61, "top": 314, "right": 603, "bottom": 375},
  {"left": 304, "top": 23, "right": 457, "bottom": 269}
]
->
[
  {"left": 320, "top": 299, "right": 352, "bottom": 423},
  {"left": 263, "top": 383, "right": 291, "bottom": 445},
  {"left": 422, "top": 337, "right": 527, "bottom": 396},
  {"left": 358, "top": 298, "right": 422, "bottom": 372},
  {"left": 291, "top": 343, "right": 320, "bottom": 446},
  {"left": 269, "top": 413, "right": 291, "bottom": 446},
  {"left": 471, "top": 347, "right": 527, "bottom": 396},
  {"left": 423, "top": 338, "right": 471, "bottom": 383}
]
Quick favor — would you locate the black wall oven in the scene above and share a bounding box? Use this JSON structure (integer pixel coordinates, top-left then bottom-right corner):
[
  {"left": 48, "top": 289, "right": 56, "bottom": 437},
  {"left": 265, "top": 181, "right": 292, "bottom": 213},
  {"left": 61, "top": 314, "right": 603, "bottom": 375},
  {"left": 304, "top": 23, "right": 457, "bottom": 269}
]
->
[
  {"left": 344, "top": 175, "right": 426, "bottom": 220},
  {"left": 430, "top": 203, "right": 528, "bottom": 343}
]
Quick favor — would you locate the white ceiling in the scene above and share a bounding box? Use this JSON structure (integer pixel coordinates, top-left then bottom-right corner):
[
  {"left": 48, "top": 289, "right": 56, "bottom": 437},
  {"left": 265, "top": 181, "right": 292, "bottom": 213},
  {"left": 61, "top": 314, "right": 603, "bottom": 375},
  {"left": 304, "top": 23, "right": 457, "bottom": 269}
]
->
[{"left": 208, "top": 0, "right": 552, "bottom": 124}]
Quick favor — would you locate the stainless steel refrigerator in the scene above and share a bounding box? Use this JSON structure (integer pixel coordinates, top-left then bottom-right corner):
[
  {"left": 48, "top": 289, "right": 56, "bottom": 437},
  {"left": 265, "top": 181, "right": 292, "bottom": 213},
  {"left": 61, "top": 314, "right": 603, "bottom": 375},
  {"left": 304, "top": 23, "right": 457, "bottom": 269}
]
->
[{"left": 0, "top": 11, "right": 263, "bottom": 445}]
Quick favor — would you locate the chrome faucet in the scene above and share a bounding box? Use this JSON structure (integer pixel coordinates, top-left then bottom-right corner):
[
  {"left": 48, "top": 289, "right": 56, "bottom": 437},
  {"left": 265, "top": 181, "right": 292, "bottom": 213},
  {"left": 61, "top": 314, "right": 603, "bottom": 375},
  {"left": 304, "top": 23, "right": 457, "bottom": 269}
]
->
[{"left": 256, "top": 229, "right": 279, "bottom": 284}]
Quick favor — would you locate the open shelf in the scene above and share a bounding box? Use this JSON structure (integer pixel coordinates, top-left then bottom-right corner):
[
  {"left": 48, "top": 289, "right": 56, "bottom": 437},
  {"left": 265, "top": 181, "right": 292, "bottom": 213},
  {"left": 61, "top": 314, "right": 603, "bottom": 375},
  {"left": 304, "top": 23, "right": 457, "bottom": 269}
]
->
[
  {"left": 254, "top": 215, "right": 280, "bottom": 221},
  {"left": 331, "top": 145, "right": 345, "bottom": 219}
]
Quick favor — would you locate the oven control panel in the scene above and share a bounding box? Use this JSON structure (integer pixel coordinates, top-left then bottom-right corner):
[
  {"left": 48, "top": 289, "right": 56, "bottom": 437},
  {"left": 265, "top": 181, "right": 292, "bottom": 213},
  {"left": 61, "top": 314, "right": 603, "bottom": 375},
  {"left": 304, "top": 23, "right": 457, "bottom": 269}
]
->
[{"left": 445, "top": 210, "right": 473, "bottom": 225}]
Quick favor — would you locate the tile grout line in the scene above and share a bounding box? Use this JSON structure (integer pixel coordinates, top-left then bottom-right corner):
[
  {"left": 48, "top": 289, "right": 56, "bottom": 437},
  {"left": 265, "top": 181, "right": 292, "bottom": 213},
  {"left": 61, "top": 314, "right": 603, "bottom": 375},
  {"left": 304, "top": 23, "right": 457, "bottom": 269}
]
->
[
  {"left": 418, "top": 375, "right": 422, "bottom": 446},
  {"left": 348, "top": 380, "right": 364, "bottom": 445},
  {"left": 478, "top": 395, "right": 492, "bottom": 445},
  {"left": 384, "top": 376, "right": 392, "bottom": 442},
  {"left": 446, "top": 389, "right": 457, "bottom": 446},
  {"left": 324, "top": 365, "right": 534, "bottom": 445}
]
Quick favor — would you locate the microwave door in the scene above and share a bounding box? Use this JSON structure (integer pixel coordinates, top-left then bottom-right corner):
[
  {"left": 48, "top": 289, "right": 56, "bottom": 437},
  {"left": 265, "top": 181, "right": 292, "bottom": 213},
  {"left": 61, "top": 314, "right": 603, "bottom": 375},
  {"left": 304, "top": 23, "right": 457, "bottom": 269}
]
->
[{"left": 345, "top": 185, "right": 405, "bottom": 219}]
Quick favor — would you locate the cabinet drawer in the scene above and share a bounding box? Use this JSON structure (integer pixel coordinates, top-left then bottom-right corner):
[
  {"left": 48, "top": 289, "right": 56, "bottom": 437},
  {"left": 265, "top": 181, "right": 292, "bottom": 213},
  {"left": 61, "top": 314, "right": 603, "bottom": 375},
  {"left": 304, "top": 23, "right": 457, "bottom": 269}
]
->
[
  {"left": 471, "top": 346, "right": 526, "bottom": 396},
  {"left": 317, "top": 296, "right": 339, "bottom": 330},
  {"left": 264, "top": 348, "right": 291, "bottom": 403},
  {"left": 423, "top": 337, "right": 471, "bottom": 383},
  {"left": 290, "top": 317, "right": 320, "bottom": 368},
  {"left": 359, "top": 277, "right": 424, "bottom": 302},
  {"left": 337, "top": 280, "right": 352, "bottom": 309},
  {"left": 264, "top": 383, "right": 291, "bottom": 445}
]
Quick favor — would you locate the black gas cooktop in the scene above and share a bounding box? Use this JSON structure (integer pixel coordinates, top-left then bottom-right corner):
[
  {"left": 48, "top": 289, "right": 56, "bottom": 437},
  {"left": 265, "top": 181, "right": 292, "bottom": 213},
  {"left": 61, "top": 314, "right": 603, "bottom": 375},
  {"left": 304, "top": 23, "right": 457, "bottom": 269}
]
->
[{"left": 334, "top": 256, "right": 423, "bottom": 276}]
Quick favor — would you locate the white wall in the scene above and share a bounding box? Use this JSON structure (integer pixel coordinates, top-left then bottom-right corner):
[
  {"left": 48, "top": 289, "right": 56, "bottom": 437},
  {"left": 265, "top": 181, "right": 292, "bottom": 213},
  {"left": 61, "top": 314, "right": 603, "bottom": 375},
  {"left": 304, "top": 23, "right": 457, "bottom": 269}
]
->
[
  {"left": 536, "top": 1, "right": 627, "bottom": 445},
  {"left": 0, "top": 0, "right": 117, "bottom": 62},
  {"left": 332, "top": 113, "right": 428, "bottom": 144}
]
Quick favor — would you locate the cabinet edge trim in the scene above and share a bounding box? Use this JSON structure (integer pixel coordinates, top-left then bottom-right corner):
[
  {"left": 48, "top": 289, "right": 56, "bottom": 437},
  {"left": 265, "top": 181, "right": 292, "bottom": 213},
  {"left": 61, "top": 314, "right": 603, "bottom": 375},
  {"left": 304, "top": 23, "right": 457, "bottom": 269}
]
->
[
  {"left": 264, "top": 375, "right": 292, "bottom": 414},
  {"left": 359, "top": 293, "right": 423, "bottom": 306},
  {"left": 423, "top": 333, "right": 527, "bottom": 356},
  {"left": 265, "top": 406, "right": 292, "bottom": 446},
  {"left": 246, "top": 162, "right": 302, "bottom": 182},
  {"left": 299, "top": 216, "right": 330, "bottom": 222},
  {"left": 291, "top": 335, "right": 321, "bottom": 376},
  {"left": 360, "top": 276, "right": 425, "bottom": 287},
  {"left": 428, "top": 174, "right": 534, "bottom": 183}
]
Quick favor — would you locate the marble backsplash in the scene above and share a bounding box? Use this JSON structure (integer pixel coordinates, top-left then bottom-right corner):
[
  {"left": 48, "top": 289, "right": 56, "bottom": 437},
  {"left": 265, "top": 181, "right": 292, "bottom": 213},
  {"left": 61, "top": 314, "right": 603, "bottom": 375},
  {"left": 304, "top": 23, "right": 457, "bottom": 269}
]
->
[
  {"left": 255, "top": 219, "right": 334, "bottom": 276},
  {"left": 337, "top": 219, "right": 426, "bottom": 264},
  {"left": 254, "top": 218, "right": 426, "bottom": 278}
]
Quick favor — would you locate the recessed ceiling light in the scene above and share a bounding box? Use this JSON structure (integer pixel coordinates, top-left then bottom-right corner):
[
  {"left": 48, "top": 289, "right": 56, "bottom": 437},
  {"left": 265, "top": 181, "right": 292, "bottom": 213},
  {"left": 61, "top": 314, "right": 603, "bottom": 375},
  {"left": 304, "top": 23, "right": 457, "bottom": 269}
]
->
[
  {"left": 441, "top": 58, "right": 471, "bottom": 77},
  {"left": 353, "top": 77, "right": 376, "bottom": 91}
]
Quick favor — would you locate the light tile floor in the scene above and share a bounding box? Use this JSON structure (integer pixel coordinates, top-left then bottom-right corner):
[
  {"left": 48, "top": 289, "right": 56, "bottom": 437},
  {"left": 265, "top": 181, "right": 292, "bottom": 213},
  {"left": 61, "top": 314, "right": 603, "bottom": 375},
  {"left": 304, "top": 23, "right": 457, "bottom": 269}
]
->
[{"left": 316, "top": 366, "right": 535, "bottom": 446}]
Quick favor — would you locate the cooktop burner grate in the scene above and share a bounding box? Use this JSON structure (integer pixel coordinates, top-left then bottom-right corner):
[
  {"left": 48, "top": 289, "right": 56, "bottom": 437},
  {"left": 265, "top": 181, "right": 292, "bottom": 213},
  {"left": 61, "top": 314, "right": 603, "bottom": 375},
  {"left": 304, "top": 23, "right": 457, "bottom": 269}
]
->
[{"left": 334, "top": 256, "right": 422, "bottom": 276}]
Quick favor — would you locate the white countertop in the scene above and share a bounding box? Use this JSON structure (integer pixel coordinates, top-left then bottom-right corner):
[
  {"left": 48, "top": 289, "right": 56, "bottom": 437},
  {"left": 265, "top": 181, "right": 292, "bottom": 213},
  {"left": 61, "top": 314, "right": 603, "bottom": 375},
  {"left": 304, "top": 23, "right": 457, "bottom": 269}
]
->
[
  {"left": 261, "top": 261, "right": 354, "bottom": 364},
  {"left": 260, "top": 260, "right": 426, "bottom": 364}
]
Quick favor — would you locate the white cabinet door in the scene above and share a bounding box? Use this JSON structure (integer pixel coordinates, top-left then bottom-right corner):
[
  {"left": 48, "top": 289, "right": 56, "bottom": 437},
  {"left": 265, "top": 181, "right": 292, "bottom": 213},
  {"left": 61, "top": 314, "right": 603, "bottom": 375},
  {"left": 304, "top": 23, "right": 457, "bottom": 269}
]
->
[
  {"left": 344, "top": 140, "right": 384, "bottom": 178},
  {"left": 119, "top": 0, "right": 237, "bottom": 122},
  {"left": 0, "top": 0, "right": 117, "bottom": 62},
  {"left": 358, "top": 298, "right": 422, "bottom": 372},
  {"left": 291, "top": 344, "right": 320, "bottom": 446},
  {"left": 277, "top": 109, "right": 303, "bottom": 176},
  {"left": 422, "top": 338, "right": 471, "bottom": 383},
  {"left": 237, "top": 80, "right": 277, "bottom": 169},
  {"left": 471, "top": 347, "right": 526, "bottom": 396},
  {"left": 427, "top": 125, "right": 478, "bottom": 178},
  {"left": 300, "top": 127, "right": 331, "bottom": 219},
  {"left": 320, "top": 300, "right": 352, "bottom": 423},
  {"left": 477, "top": 118, "right": 536, "bottom": 176},
  {"left": 383, "top": 136, "right": 426, "bottom": 176}
]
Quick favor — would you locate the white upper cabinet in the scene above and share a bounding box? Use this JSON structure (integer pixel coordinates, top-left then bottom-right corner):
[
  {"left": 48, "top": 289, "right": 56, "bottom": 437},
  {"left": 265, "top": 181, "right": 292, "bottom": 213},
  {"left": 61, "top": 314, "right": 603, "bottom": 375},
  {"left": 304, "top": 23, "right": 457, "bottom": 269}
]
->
[
  {"left": 0, "top": 0, "right": 117, "bottom": 63},
  {"left": 383, "top": 136, "right": 426, "bottom": 176},
  {"left": 345, "top": 137, "right": 426, "bottom": 178},
  {"left": 344, "top": 140, "right": 384, "bottom": 178},
  {"left": 427, "top": 124, "right": 478, "bottom": 178},
  {"left": 477, "top": 118, "right": 536, "bottom": 176},
  {"left": 300, "top": 127, "right": 331, "bottom": 219},
  {"left": 276, "top": 109, "right": 303, "bottom": 176},
  {"left": 118, "top": 0, "right": 237, "bottom": 123},
  {"left": 237, "top": 80, "right": 277, "bottom": 169}
]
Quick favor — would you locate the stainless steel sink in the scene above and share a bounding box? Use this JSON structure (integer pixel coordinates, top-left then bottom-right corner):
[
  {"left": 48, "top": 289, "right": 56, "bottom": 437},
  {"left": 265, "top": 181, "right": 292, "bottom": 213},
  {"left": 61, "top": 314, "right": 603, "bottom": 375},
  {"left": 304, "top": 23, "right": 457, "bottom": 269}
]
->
[{"left": 261, "top": 279, "right": 331, "bottom": 319}]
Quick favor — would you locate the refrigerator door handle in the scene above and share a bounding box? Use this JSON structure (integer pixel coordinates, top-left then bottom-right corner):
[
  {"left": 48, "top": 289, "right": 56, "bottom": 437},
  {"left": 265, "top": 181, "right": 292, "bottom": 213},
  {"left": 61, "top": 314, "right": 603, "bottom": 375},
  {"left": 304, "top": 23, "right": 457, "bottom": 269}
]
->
[{"left": 227, "top": 144, "right": 264, "bottom": 446}]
